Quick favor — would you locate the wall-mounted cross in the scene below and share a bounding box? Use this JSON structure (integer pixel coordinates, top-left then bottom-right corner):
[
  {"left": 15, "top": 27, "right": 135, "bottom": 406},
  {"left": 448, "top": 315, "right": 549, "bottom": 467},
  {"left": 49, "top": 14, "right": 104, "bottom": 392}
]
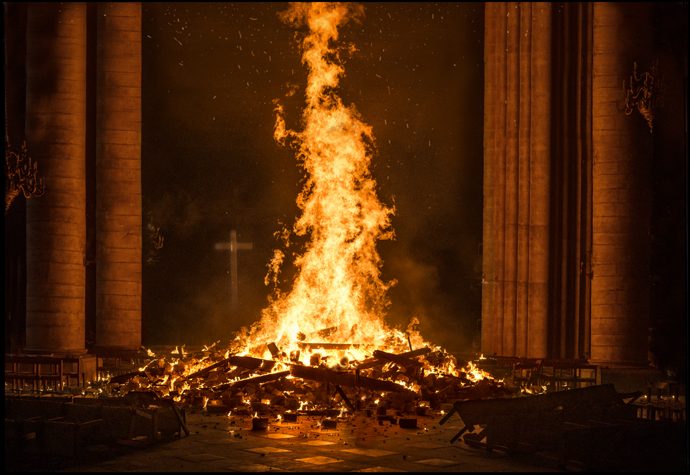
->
[{"left": 214, "top": 230, "right": 253, "bottom": 310}]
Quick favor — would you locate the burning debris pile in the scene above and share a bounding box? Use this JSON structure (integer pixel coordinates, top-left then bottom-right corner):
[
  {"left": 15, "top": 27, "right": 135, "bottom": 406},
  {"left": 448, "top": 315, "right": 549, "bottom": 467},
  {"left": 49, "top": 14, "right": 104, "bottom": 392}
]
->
[
  {"left": 97, "top": 3, "right": 513, "bottom": 414},
  {"left": 99, "top": 338, "right": 512, "bottom": 417}
]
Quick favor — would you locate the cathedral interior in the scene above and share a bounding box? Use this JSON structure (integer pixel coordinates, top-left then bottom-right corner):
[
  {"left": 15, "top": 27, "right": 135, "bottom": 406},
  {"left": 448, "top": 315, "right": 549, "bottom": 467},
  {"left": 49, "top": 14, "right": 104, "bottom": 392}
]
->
[{"left": 4, "top": 2, "right": 688, "bottom": 472}]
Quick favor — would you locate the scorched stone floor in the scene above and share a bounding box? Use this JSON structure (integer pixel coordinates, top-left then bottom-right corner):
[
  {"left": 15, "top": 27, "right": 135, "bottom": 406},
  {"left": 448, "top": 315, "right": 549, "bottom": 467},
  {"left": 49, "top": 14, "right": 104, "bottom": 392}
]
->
[{"left": 62, "top": 410, "right": 559, "bottom": 472}]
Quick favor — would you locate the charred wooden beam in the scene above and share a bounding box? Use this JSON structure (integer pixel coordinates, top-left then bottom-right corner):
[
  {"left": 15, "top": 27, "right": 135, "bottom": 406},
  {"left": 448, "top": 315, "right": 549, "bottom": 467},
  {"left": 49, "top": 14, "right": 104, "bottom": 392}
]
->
[
  {"left": 183, "top": 355, "right": 274, "bottom": 381},
  {"left": 357, "top": 347, "right": 432, "bottom": 370},
  {"left": 213, "top": 370, "right": 290, "bottom": 391},
  {"left": 297, "top": 342, "right": 360, "bottom": 350},
  {"left": 403, "top": 347, "right": 433, "bottom": 358},
  {"left": 334, "top": 385, "right": 355, "bottom": 411},
  {"left": 185, "top": 358, "right": 234, "bottom": 380},
  {"left": 355, "top": 357, "right": 382, "bottom": 370},
  {"left": 289, "top": 364, "right": 356, "bottom": 387},
  {"left": 290, "top": 365, "right": 417, "bottom": 397},
  {"left": 374, "top": 350, "right": 421, "bottom": 368},
  {"left": 229, "top": 355, "right": 276, "bottom": 372},
  {"left": 224, "top": 367, "right": 249, "bottom": 381},
  {"left": 267, "top": 343, "right": 281, "bottom": 359}
]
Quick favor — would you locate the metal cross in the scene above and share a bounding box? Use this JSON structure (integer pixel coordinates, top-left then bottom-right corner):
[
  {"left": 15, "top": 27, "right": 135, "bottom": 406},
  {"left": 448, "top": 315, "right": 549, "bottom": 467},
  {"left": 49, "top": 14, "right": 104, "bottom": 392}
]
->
[{"left": 214, "top": 230, "right": 253, "bottom": 310}]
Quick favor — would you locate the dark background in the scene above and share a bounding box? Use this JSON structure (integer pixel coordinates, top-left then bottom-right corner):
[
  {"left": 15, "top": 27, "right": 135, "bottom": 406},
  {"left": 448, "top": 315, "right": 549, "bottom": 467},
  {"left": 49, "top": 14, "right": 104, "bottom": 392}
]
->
[{"left": 141, "top": 3, "right": 485, "bottom": 352}]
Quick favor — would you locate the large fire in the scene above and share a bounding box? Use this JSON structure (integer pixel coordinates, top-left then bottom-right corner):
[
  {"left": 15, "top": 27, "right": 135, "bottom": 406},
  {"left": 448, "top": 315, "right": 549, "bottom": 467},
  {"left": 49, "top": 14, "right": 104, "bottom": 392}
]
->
[
  {"left": 243, "top": 2, "right": 415, "bottom": 364},
  {"left": 96, "top": 2, "right": 501, "bottom": 408}
]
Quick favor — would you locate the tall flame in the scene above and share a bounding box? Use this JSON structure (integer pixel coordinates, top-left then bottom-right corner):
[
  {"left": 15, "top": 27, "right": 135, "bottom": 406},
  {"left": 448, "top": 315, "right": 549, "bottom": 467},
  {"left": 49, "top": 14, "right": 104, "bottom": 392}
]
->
[
  {"left": 88, "top": 4, "right": 496, "bottom": 404},
  {"left": 247, "top": 2, "right": 400, "bottom": 356}
]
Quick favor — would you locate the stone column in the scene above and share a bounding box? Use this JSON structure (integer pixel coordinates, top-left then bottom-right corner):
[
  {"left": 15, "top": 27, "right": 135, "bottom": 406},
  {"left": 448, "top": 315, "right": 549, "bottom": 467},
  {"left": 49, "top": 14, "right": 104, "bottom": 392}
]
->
[
  {"left": 25, "top": 3, "right": 87, "bottom": 353},
  {"left": 548, "top": 3, "right": 594, "bottom": 360},
  {"left": 590, "top": 3, "right": 653, "bottom": 366},
  {"left": 95, "top": 2, "right": 142, "bottom": 351},
  {"left": 482, "top": 3, "right": 551, "bottom": 358}
]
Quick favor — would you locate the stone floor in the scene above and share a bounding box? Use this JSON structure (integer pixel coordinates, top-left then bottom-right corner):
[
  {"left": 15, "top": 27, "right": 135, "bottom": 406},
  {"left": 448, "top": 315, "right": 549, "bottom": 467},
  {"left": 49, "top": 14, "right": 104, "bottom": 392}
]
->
[{"left": 58, "top": 410, "right": 560, "bottom": 473}]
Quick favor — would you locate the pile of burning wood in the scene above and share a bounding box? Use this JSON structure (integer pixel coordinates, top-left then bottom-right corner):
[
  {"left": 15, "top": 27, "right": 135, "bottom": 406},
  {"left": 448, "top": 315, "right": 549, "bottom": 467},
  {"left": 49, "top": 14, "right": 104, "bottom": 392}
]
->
[
  {"left": 83, "top": 3, "right": 520, "bottom": 420},
  {"left": 98, "top": 338, "right": 515, "bottom": 416}
]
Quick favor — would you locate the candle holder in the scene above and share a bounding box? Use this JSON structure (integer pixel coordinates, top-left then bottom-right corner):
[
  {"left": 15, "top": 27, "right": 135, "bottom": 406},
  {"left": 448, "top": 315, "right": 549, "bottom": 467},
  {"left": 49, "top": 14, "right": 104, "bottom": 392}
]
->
[
  {"left": 5, "top": 139, "right": 45, "bottom": 213},
  {"left": 623, "top": 60, "right": 658, "bottom": 133}
]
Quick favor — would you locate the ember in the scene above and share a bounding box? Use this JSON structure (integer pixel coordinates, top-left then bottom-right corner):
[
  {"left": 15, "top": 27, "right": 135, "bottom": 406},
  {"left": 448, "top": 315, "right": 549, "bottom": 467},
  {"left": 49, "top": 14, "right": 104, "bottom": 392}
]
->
[{"left": 95, "top": 2, "right": 501, "bottom": 412}]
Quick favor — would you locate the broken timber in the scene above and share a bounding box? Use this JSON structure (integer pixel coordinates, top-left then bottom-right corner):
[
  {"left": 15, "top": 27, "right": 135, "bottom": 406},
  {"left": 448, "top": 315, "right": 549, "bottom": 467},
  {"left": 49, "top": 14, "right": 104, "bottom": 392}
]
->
[
  {"left": 213, "top": 370, "right": 290, "bottom": 391},
  {"left": 297, "top": 342, "right": 361, "bottom": 350},
  {"left": 267, "top": 343, "right": 281, "bottom": 359},
  {"left": 109, "top": 354, "right": 276, "bottom": 384},
  {"left": 185, "top": 355, "right": 276, "bottom": 380},
  {"left": 357, "top": 347, "right": 432, "bottom": 370},
  {"left": 334, "top": 385, "right": 356, "bottom": 411},
  {"left": 290, "top": 365, "right": 417, "bottom": 398},
  {"left": 373, "top": 349, "right": 424, "bottom": 368}
]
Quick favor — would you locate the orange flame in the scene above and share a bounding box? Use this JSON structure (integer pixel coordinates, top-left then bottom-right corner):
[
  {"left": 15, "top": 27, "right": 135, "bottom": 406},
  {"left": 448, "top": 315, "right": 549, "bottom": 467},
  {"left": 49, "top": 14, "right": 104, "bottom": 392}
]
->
[
  {"left": 213, "top": 3, "right": 479, "bottom": 386},
  {"left": 246, "top": 2, "right": 404, "bottom": 358}
]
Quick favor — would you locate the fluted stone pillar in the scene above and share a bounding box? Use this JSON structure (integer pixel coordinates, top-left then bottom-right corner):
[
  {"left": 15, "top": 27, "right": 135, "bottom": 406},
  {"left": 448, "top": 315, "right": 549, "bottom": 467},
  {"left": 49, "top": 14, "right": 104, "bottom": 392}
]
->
[
  {"left": 590, "top": 3, "right": 653, "bottom": 366},
  {"left": 482, "top": 3, "right": 551, "bottom": 358},
  {"left": 95, "top": 2, "right": 142, "bottom": 351},
  {"left": 25, "top": 3, "right": 87, "bottom": 353}
]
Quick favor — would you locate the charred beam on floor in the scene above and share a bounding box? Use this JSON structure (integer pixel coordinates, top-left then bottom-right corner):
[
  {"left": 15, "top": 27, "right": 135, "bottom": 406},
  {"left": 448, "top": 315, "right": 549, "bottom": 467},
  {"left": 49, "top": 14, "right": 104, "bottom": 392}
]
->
[{"left": 290, "top": 365, "right": 417, "bottom": 397}]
